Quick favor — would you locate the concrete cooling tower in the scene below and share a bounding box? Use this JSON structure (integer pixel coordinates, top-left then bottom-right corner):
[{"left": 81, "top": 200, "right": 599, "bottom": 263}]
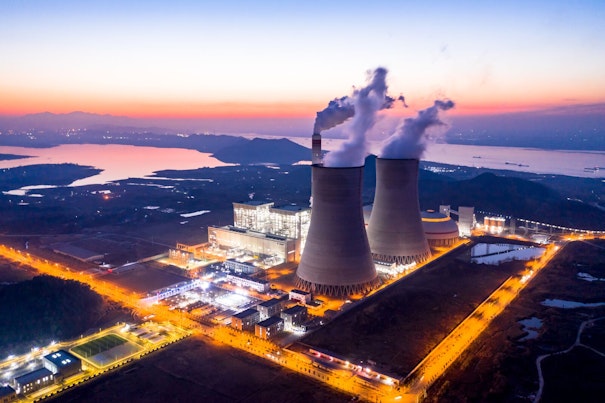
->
[
  {"left": 296, "top": 165, "right": 377, "bottom": 297},
  {"left": 367, "top": 158, "right": 431, "bottom": 265}
]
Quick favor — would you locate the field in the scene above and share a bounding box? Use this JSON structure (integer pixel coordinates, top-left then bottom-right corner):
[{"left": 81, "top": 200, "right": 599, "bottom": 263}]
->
[
  {"left": 52, "top": 336, "right": 350, "bottom": 403},
  {"left": 426, "top": 239, "right": 605, "bottom": 402},
  {"left": 72, "top": 333, "right": 143, "bottom": 368},
  {"left": 301, "top": 239, "right": 528, "bottom": 376}
]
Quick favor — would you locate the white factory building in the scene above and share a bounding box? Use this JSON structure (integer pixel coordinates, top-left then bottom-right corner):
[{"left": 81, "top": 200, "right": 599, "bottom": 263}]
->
[{"left": 208, "top": 201, "right": 310, "bottom": 264}]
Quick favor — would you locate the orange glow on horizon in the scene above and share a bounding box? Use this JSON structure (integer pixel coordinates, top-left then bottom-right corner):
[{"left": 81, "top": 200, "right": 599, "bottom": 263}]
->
[{"left": 1, "top": 86, "right": 603, "bottom": 119}]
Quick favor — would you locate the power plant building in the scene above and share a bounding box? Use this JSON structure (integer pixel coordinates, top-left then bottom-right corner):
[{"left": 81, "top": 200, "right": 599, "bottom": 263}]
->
[
  {"left": 209, "top": 201, "right": 310, "bottom": 264},
  {"left": 367, "top": 158, "right": 432, "bottom": 265},
  {"left": 484, "top": 216, "right": 506, "bottom": 234},
  {"left": 208, "top": 226, "right": 299, "bottom": 263},
  {"left": 421, "top": 210, "right": 460, "bottom": 248},
  {"left": 457, "top": 206, "right": 476, "bottom": 237},
  {"left": 296, "top": 166, "right": 378, "bottom": 297}
]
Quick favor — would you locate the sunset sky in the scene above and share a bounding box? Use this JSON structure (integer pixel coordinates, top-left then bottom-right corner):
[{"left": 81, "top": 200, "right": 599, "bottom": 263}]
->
[{"left": 1, "top": 1, "right": 604, "bottom": 127}]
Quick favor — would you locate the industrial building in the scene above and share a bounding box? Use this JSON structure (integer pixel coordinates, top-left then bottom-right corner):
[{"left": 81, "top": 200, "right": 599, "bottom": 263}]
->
[
  {"left": 440, "top": 205, "right": 476, "bottom": 237},
  {"left": 42, "top": 350, "right": 81, "bottom": 380},
  {"left": 256, "top": 298, "right": 285, "bottom": 320},
  {"left": 225, "top": 272, "right": 270, "bottom": 293},
  {"left": 281, "top": 305, "right": 308, "bottom": 330},
  {"left": 421, "top": 210, "right": 460, "bottom": 248},
  {"left": 255, "top": 316, "right": 284, "bottom": 339},
  {"left": 12, "top": 368, "right": 54, "bottom": 395},
  {"left": 367, "top": 158, "right": 432, "bottom": 266},
  {"left": 296, "top": 165, "right": 378, "bottom": 297},
  {"left": 231, "top": 308, "right": 261, "bottom": 331},
  {"left": 484, "top": 216, "right": 506, "bottom": 234},
  {"left": 208, "top": 225, "right": 299, "bottom": 263},
  {"left": 0, "top": 386, "right": 16, "bottom": 402},
  {"left": 215, "top": 200, "right": 311, "bottom": 262},
  {"left": 224, "top": 259, "right": 259, "bottom": 274},
  {"left": 289, "top": 289, "right": 312, "bottom": 304}
]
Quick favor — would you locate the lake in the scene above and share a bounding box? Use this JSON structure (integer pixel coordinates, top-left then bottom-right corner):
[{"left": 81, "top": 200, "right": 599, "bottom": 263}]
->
[
  {"left": 286, "top": 136, "right": 605, "bottom": 179},
  {"left": 1, "top": 141, "right": 604, "bottom": 190},
  {"left": 0, "top": 144, "right": 233, "bottom": 187}
]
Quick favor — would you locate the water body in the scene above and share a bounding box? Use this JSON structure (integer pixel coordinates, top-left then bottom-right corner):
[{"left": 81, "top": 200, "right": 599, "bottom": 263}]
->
[
  {"left": 541, "top": 299, "right": 605, "bottom": 309},
  {"left": 0, "top": 144, "right": 233, "bottom": 187},
  {"left": 518, "top": 317, "right": 543, "bottom": 341},
  {"left": 0, "top": 142, "right": 603, "bottom": 193},
  {"left": 286, "top": 137, "right": 605, "bottom": 178}
]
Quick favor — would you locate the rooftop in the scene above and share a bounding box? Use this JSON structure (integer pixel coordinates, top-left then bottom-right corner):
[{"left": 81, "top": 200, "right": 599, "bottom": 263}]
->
[
  {"left": 0, "top": 386, "right": 16, "bottom": 398},
  {"left": 282, "top": 305, "right": 307, "bottom": 315},
  {"left": 233, "top": 200, "right": 273, "bottom": 207},
  {"left": 272, "top": 204, "right": 310, "bottom": 212},
  {"left": 43, "top": 349, "right": 80, "bottom": 367},
  {"left": 257, "top": 316, "right": 284, "bottom": 328},
  {"left": 232, "top": 308, "right": 259, "bottom": 320},
  {"left": 290, "top": 289, "right": 311, "bottom": 296},
  {"left": 259, "top": 298, "right": 283, "bottom": 308},
  {"left": 14, "top": 368, "right": 53, "bottom": 385}
]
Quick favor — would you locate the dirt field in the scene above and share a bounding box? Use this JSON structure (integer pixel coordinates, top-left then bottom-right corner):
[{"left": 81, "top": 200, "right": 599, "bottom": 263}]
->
[
  {"left": 51, "top": 336, "right": 350, "bottom": 403},
  {"left": 426, "top": 239, "right": 605, "bottom": 402},
  {"left": 301, "top": 240, "right": 527, "bottom": 376},
  {"left": 104, "top": 262, "right": 190, "bottom": 294}
]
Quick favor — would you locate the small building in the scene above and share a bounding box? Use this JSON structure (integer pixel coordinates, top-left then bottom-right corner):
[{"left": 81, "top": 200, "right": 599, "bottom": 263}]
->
[
  {"left": 280, "top": 305, "right": 308, "bottom": 330},
  {"left": 289, "top": 289, "right": 312, "bottom": 304},
  {"left": 231, "top": 308, "right": 261, "bottom": 332},
  {"left": 255, "top": 316, "right": 284, "bottom": 340},
  {"left": 224, "top": 259, "right": 259, "bottom": 274},
  {"left": 0, "top": 386, "right": 16, "bottom": 402},
  {"left": 225, "top": 272, "right": 270, "bottom": 293},
  {"left": 12, "top": 368, "right": 54, "bottom": 395},
  {"left": 43, "top": 350, "right": 81, "bottom": 379},
  {"left": 256, "top": 298, "right": 285, "bottom": 320}
]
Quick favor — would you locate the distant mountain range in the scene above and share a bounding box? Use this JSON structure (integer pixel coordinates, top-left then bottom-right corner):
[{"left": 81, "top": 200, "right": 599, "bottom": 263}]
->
[{"left": 0, "top": 111, "right": 156, "bottom": 132}]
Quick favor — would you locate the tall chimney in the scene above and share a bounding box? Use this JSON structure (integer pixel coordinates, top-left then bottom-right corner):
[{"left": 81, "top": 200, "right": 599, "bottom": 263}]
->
[{"left": 312, "top": 132, "right": 322, "bottom": 165}]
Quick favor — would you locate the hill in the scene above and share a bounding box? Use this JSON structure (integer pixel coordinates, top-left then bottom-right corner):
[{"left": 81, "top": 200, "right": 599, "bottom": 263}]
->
[
  {"left": 418, "top": 172, "right": 605, "bottom": 230},
  {"left": 211, "top": 138, "right": 310, "bottom": 165}
]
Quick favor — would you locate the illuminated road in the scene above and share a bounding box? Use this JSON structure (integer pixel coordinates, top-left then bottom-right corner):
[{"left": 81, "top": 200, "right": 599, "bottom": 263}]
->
[
  {"left": 400, "top": 243, "right": 563, "bottom": 401},
  {"left": 0, "top": 240, "right": 566, "bottom": 403}
]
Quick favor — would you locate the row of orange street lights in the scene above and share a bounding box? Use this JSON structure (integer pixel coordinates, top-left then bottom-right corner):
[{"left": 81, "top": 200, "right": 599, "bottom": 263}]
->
[
  {"left": 0, "top": 240, "right": 564, "bottom": 403},
  {"left": 401, "top": 243, "right": 563, "bottom": 400}
]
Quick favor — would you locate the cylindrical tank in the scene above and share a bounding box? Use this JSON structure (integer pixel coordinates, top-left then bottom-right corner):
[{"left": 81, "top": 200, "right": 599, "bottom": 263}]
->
[
  {"left": 296, "top": 165, "right": 377, "bottom": 297},
  {"left": 367, "top": 158, "right": 431, "bottom": 265}
]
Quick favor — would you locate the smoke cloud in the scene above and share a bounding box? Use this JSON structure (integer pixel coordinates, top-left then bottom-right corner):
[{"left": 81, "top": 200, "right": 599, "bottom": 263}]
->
[
  {"left": 379, "top": 99, "right": 455, "bottom": 159},
  {"left": 313, "top": 96, "right": 355, "bottom": 134},
  {"left": 323, "top": 68, "right": 389, "bottom": 167},
  {"left": 313, "top": 75, "right": 402, "bottom": 135}
]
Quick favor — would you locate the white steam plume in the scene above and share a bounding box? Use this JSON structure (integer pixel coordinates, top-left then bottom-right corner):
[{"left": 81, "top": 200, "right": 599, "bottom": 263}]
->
[
  {"left": 379, "top": 99, "right": 455, "bottom": 159},
  {"left": 313, "top": 80, "right": 401, "bottom": 134},
  {"left": 323, "top": 68, "right": 389, "bottom": 167}
]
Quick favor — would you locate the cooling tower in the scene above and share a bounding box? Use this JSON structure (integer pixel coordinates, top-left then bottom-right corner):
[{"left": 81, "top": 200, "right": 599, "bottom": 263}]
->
[
  {"left": 296, "top": 165, "right": 377, "bottom": 297},
  {"left": 367, "top": 158, "right": 431, "bottom": 265}
]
